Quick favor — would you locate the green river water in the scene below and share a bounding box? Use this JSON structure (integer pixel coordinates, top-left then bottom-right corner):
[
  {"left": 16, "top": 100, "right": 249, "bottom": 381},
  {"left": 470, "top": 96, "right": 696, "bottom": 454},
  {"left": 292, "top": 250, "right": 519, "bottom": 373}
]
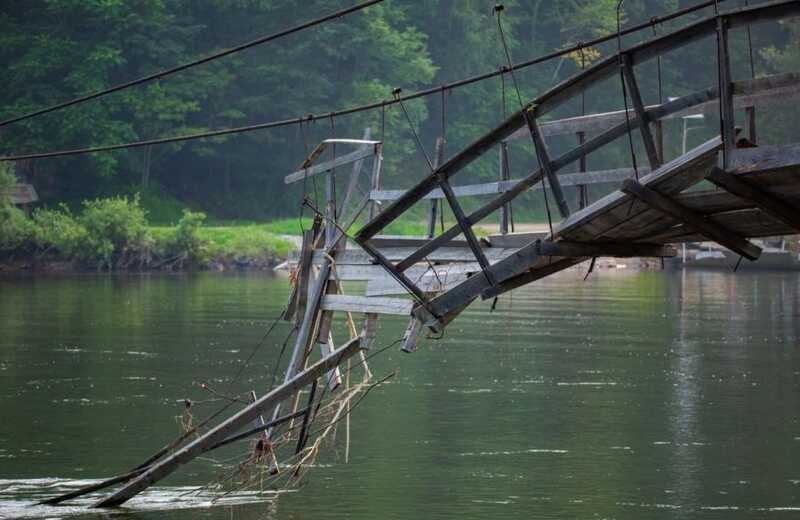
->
[{"left": 0, "top": 269, "right": 798, "bottom": 519}]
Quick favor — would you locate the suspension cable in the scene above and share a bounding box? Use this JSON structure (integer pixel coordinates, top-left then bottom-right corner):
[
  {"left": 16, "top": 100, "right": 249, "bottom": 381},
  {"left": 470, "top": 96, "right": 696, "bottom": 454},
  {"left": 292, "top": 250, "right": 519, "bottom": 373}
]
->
[
  {"left": 493, "top": 4, "right": 554, "bottom": 235},
  {"left": 0, "top": 0, "right": 385, "bottom": 130},
  {"left": 0, "top": 0, "right": 734, "bottom": 163}
]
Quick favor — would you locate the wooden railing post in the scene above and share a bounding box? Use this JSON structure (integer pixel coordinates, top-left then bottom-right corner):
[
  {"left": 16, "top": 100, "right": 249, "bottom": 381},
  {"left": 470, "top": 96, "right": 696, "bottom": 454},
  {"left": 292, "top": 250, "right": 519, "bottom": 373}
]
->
[
  {"left": 426, "top": 137, "right": 445, "bottom": 238},
  {"left": 576, "top": 131, "right": 588, "bottom": 209},
  {"left": 499, "top": 141, "right": 512, "bottom": 233},
  {"left": 621, "top": 53, "right": 662, "bottom": 170},
  {"left": 717, "top": 16, "right": 736, "bottom": 169}
]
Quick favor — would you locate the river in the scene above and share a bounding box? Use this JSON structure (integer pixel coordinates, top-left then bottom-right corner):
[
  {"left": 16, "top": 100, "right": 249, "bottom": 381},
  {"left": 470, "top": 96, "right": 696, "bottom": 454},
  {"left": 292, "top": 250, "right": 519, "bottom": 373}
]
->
[{"left": 0, "top": 269, "right": 798, "bottom": 519}]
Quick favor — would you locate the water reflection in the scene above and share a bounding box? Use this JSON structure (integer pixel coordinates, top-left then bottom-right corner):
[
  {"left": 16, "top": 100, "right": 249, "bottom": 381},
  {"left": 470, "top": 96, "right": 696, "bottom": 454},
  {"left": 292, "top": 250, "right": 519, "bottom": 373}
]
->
[{"left": 0, "top": 270, "right": 798, "bottom": 519}]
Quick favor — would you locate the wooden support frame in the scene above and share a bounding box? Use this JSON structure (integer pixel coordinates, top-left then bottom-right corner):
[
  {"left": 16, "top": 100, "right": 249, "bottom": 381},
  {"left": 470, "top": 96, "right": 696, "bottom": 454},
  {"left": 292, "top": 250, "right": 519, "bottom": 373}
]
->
[
  {"left": 621, "top": 53, "right": 661, "bottom": 170},
  {"left": 355, "top": 0, "right": 800, "bottom": 243},
  {"left": 94, "top": 337, "right": 364, "bottom": 508},
  {"left": 706, "top": 167, "right": 800, "bottom": 232},
  {"left": 620, "top": 178, "right": 761, "bottom": 260},
  {"left": 418, "top": 239, "right": 678, "bottom": 322}
]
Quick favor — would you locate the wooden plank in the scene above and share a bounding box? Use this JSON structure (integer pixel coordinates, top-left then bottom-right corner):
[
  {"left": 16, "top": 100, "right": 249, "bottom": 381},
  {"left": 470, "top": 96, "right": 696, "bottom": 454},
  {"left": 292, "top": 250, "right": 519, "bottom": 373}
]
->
[
  {"left": 94, "top": 336, "right": 363, "bottom": 507},
  {"left": 621, "top": 54, "right": 661, "bottom": 170},
  {"left": 728, "top": 143, "right": 800, "bottom": 175},
  {"left": 367, "top": 235, "right": 469, "bottom": 249},
  {"left": 507, "top": 72, "right": 800, "bottom": 139},
  {"left": 313, "top": 247, "right": 515, "bottom": 266},
  {"left": 553, "top": 137, "right": 722, "bottom": 240},
  {"left": 334, "top": 262, "right": 480, "bottom": 281},
  {"left": 366, "top": 273, "right": 468, "bottom": 297},
  {"left": 620, "top": 178, "right": 761, "bottom": 260},
  {"left": 487, "top": 231, "right": 548, "bottom": 248},
  {"left": 320, "top": 295, "right": 413, "bottom": 316},
  {"left": 644, "top": 208, "right": 795, "bottom": 243},
  {"left": 706, "top": 167, "right": 800, "bottom": 233},
  {"left": 370, "top": 168, "right": 644, "bottom": 201},
  {"left": 285, "top": 146, "right": 376, "bottom": 184}
]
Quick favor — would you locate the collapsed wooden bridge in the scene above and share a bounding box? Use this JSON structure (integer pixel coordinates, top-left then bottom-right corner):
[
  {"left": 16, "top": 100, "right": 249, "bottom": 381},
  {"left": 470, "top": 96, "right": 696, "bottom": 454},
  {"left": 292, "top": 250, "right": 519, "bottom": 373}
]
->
[{"left": 45, "top": 0, "right": 800, "bottom": 508}]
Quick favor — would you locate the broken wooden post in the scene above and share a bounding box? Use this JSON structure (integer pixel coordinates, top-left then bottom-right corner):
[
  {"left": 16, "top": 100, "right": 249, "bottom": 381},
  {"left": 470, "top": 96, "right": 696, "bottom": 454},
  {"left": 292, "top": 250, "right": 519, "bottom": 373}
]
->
[{"left": 94, "top": 336, "right": 363, "bottom": 508}]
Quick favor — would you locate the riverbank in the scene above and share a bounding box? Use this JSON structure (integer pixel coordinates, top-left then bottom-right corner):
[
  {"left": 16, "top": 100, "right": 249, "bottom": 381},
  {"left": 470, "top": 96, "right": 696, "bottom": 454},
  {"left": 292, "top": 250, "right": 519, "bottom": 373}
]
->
[{"left": 0, "top": 195, "right": 301, "bottom": 273}]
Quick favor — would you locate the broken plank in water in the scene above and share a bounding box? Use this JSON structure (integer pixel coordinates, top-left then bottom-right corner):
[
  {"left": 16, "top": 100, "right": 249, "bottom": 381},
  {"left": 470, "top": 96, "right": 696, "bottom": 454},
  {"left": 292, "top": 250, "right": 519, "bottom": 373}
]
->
[{"left": 94, "top": 336, "right": 364, "bottom": 508}]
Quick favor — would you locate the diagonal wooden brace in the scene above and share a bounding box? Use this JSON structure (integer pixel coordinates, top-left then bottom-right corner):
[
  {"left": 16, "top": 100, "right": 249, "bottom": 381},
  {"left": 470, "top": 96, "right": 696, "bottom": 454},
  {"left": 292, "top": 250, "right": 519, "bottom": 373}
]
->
[
  {"left": 94, "top": 336, "right": 364, "bottom": 508},
  {"left": 620, "top": 178, "right": 761, "bottom": 260},
  {"left": 706, "top": 167, "right": 800, "bottom": 233}
]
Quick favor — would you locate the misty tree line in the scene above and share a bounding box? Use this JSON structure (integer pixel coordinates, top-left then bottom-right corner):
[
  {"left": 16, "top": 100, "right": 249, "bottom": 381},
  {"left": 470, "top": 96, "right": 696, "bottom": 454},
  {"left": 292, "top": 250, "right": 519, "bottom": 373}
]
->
[{"left": 1, "top": 0, "right": 796, "bottom": 220}]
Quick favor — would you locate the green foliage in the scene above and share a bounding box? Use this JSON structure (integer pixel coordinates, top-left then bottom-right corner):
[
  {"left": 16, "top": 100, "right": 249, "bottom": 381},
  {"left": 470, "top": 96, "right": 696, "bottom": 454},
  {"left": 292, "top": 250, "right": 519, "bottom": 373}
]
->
[
  {"left": 31, "top": 205, "right": 86, "bottom": 257},
  {"left": 0, "top": 206, "right": 36, "bottom": 252},
  {"left": 78, "top": 195, "right": 152, "bottom": 270},
  {"left": 0, "top": 163, "right": 15, "bottom": 207},
  {"left": 167, "top": 209, "right": 207, "bottom": 262}
]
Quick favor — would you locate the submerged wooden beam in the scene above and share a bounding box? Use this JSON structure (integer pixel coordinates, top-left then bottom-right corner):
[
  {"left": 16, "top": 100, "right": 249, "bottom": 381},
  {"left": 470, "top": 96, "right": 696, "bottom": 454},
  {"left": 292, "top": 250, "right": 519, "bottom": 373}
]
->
[
  {"left": 94, "top": 336, "right": 364, "bottom": 508},
  {"left": 706, "top": 167, "right": 800, "bottom": 232},
  {"left": 620, "top": 179, "right": 761, "bottom": 260}
]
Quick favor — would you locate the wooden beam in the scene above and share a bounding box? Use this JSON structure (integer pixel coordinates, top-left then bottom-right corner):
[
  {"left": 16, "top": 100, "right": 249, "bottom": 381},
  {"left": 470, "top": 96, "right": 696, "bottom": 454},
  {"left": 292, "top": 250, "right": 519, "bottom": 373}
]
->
[
  {"left": 320, "top": 295, "right": 413, "bottom": 316},
  {"left": 355, "top": 1, "right": 800, "bottom": 242},
  {"left": 370, "top": 167, "right": 644, "bottom": 201},
  {"left": 499, "top": 141, "right": 511, "bottom": 234},
  {"left": 717, "top": 17, "right": 736, "bottom": 169},
  {"left": 706, "top": 167, "right": 800, "bottom": 232},
  {"left": 94, "top": 336, "right": 364, "bottom": 507},
  {"left": 438, "top": 177, "right": 497, "bottom": 286},
  {"left": 426, "top": 137, "right": 445, "bottom": 238},
  {"left": 621, "top": 54, "right": 661, "bottom": 170},
  {"left": 620, "top": 178, "right": 761, "bottom": 260},
  {"left": 285, "top": 146, "right": 376, "bottom": 184},
  {"left": 527, "top": 110, "right": 570, "bottom": 218}
]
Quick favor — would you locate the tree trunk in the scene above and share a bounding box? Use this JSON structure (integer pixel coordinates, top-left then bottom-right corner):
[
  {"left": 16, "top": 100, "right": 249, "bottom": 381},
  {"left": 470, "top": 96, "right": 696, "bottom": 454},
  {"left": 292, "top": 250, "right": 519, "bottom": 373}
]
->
[{"left": 141, "top": 145, "right": 152, "bottom": 189}]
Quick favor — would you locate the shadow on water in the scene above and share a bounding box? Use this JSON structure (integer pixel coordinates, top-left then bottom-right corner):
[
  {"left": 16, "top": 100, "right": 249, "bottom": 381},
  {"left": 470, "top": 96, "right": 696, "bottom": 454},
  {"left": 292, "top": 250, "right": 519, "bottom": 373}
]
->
[{"left": 0, "top": 269, "right": 798, "bottom": 519}]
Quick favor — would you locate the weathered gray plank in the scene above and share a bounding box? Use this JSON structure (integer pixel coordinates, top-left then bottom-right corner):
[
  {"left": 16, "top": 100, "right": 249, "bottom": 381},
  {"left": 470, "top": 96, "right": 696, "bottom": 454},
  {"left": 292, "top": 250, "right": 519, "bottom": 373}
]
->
[
  {"left": 94, "top": 336, "right": 364, "bottom": 507},
  {"left": 285, "top": 146, "right": 376, "bottom": 184},
  {"left": 621, "top": 179, "right": 761, "bottom": 260},
  {"left": 706, "top": 167, "right": 800, "bottom": 232},
  {"left": 320, "top": 295, "right": 413, "bottom": 316}
]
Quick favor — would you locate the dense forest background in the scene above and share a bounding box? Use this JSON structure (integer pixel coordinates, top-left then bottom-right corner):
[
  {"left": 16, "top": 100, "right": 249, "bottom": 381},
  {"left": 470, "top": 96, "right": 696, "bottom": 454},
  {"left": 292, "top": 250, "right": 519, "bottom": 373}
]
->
[{"left": 1, "top": 0, "right": 797, "bottom": 223}]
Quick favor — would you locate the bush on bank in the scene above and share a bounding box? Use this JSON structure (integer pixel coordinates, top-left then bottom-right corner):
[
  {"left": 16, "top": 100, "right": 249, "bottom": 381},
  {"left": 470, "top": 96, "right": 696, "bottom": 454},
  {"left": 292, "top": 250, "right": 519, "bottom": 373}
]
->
[{"left": 0, "top": 191, "right": 291, "bottom": 271}]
